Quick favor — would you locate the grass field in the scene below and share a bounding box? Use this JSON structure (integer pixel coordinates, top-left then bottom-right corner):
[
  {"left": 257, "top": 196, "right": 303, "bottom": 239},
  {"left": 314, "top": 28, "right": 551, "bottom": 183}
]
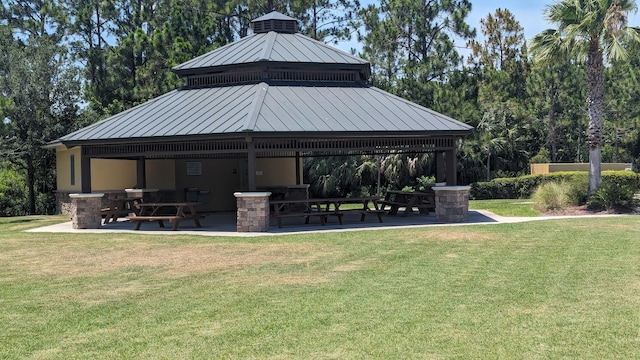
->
[
  {"left": 1, "top": 211, "right": 639, "bottom": 359},
  {"left": 469, "top": 199, "right": 540, "bottom": 217}
]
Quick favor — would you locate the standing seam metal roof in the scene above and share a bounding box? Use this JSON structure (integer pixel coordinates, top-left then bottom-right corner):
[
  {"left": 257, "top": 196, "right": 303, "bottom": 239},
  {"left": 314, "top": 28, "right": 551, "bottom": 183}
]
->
[
  {"left": 60, "top": 82, "right": 471, "bottom": 143},
  {"left": 172, "top": 32, "right": 367, "bottom": 73}
]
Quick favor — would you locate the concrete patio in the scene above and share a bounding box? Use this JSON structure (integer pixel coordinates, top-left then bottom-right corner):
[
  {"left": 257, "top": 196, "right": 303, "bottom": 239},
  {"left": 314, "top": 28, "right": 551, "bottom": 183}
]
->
[{"left": 27, "top": 209, "right": 624, "bottom": 237}]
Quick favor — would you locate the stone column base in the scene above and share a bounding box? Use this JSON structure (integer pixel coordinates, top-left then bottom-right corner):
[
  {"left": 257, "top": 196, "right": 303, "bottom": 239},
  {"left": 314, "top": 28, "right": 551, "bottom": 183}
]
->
[
  {"left": 433, "top": 186, "right": 471, "bottom": 222},
  {"left": 234, "top": 192, "right": 272, "bottom": 232},
  {"left": 70, "top": 193, "right": 104, "bottom": 229}
]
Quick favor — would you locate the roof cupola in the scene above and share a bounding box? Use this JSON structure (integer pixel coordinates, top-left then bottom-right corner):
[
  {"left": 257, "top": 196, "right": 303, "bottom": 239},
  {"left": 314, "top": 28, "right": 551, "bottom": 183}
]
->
[{"left": 252, "top": 11, "right": 298, "bottom": 34}]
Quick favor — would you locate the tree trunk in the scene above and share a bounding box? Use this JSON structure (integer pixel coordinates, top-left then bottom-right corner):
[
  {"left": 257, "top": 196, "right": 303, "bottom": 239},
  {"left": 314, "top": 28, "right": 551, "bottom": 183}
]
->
[
  {"left": 586, "top": 39, "right": 604, "bottom": 196},
  {"left": 486, "top": 150, "right": 491, "bottom": 182},
  {"left": 548, "top": 82, "right": 558, "bottom": 162},
  {"left": 27, "top": 155, "right": 36, "bottom": 215}
]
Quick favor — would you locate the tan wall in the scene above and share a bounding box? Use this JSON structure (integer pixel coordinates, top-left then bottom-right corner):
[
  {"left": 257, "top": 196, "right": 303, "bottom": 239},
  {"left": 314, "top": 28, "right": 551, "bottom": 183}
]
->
[
  {"left": 55, "top": 145, "right": 301, "bottom": 211},
  {"left": 530, "top": 163, "right": 633, "bottom": 175},
  {"left": 91, "top": 159, "right": 137, "bottom": 190},
  {"left": 146, "top": 159, "right": 176, "bottom": 189},
  {"left": 175, "top": 159, "right": 240, "bottom": 211},
  {"left": 255, "top": 158, "right": 298, "bottom": 186},
  {"left": 55, "top": 146, "right": 82, "bottom": 192}
]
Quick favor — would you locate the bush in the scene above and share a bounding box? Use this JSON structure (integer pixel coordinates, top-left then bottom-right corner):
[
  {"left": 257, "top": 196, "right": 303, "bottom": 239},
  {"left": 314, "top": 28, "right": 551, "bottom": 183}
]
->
[
  {"left": 471, "top": 171, "right": 639, "bottom": 203},
  {"left": 0, "top": 168, "right": 29, "bottom": 216},
  {"left": 532, "top": 182, "right": 574, "bottom": 212},
  {"left": 587, "top": 172, "right": 639, "bottom": 211},
  {"left": 566, "top": 176, "right": 589, "bottom": 205}
]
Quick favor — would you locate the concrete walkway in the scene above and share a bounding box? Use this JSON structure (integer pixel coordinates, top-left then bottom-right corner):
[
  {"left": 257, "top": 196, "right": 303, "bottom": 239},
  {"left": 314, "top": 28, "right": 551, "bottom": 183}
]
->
[{"left": 26, "top": 210, "right": 630, "bottom": 237}]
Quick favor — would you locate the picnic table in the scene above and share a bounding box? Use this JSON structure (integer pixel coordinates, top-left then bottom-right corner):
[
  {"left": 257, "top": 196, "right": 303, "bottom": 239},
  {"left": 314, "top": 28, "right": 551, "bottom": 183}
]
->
[
  {"left": 379, "top": 190, "right": 435, "bottom": 216},
  {"left": 128, "top": 202, "right": 202, "bottom": 231},
  {"left": 270, "top": 196, "right": 384, "bottom": 228},
  {"left": 101, "top": 197, "right": 142, "bottom": 224}
]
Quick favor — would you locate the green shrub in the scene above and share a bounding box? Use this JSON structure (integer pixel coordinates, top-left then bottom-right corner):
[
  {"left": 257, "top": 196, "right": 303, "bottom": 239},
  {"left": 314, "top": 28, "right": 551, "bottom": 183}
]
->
[
  {"left": 532, "top": 182, "right": 571, "bottom": 212},
  {"left": 471, "top": 171, "right": 639, "bottom": 202},
  {"left": 0, "top": 168, "right": 28, "bottom": 216},
  {"left": 566, "top": 177, "right": 589, "bottom": 205},
  {"left": 588, "top": 173, "right": 638, "bottom": 211}
]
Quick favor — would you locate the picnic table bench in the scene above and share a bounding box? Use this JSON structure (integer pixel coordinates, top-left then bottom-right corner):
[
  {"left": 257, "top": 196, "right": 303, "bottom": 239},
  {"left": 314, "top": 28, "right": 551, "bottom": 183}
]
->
[
  {"left": 101, "top": 197, "right": 142, "bottom": 224},
  {"left": 128, "top": 202, "right": 202, "bottom": 231},
  {"left": 379, "top": 190, "right": 435, "bottom": 216},
  {"left": 270, "top": 196, "right": 383, "bottom": 228}
]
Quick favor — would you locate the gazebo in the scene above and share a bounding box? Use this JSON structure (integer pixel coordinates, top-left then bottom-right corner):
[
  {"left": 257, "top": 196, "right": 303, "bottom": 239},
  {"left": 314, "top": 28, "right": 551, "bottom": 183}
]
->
[{"left": 49, "top": 11, "right": 472, "bottom": 225}]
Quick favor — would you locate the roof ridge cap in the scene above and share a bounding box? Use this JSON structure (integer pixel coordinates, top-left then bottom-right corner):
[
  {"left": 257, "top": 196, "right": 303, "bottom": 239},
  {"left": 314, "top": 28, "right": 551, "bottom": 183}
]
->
[
  {"left": 244, "top": 83, "right": 269, "bottom": 131},
  {"left": 260, "top": 32, "right": 277, "bottom": 61}
]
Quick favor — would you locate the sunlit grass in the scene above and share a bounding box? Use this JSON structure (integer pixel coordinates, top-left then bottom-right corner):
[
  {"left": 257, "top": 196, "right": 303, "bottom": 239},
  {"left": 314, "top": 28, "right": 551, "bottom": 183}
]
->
[
  {"left": 469, "top": 199, "right": 540, "bottom": 217},
  {"left": 1, "top": 215, "right": 639, "bottom": 358}
]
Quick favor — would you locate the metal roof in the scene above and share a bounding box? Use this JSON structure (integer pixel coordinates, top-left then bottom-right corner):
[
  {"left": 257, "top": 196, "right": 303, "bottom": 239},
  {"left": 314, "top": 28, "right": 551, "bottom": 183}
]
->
[
  {"left": 172, "top": 32, "right": 368, "bottom": 76},
  {"left": 59, "top": 82, "right": 472, "bottom": 144},
  {"left": 252, "top": 11, "right": 297, "bottom": 22}
]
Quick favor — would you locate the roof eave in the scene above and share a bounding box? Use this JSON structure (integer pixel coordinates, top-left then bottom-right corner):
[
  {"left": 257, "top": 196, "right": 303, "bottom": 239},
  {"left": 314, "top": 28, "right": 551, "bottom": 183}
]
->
[
  {"left": 60, "top": 129, "right": 472, "bottom": 148},
  {"left": 173, "top": 61, "right": 371, "bottom": 79}
]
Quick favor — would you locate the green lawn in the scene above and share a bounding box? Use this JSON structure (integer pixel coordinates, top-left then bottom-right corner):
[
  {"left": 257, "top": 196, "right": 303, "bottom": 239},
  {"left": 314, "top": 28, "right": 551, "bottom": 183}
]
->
[
  {"left": 1, "top": 215, "right": 639, "bottom": 359},
  {"left": 470, "top": 198, "right": 540, "bottom": 217}
]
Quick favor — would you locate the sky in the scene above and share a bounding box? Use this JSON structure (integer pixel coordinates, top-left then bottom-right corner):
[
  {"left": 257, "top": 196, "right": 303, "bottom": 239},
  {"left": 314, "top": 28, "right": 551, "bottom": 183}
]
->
[{"left": 338, "top": 0, "right": 640, "bottom": 53}]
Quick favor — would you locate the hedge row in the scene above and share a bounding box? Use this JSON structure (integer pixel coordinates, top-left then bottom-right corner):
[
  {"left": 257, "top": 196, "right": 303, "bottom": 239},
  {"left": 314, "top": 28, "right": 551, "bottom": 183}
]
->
[{"left": 470, "top": 171, "right": 640, "bottom": 200}]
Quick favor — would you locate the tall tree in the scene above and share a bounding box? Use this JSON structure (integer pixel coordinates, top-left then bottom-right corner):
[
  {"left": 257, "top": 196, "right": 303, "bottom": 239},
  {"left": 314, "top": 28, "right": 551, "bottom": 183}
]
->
[
  {"left": 467, "top": 8, "right": 525, "bottom": 73},
  {"left": 298, "top": 0, "right": 360, "bottom": 43},
  {"left": 465, "top": 8, "right": 532, "bottom": 180},
  {"left": 64, "top": 0, "right": 117, "bottom": 114},
  {"left": 359, "top": 0, "right": 475, "bottom": 98},
  {"left": 531, "top": 0, "right": 640, "bottom": 195},
  {"left": 1, "top": 0, "right": 82, "bottom": 214},
  {"left": 1, "top": 36, "right": 82, "bottom": 214}
]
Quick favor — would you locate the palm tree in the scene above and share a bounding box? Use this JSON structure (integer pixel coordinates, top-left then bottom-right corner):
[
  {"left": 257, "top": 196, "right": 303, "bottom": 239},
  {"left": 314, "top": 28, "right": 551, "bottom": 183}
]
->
[{"left": 531, "top": 0, "right": 640, "bottom": 196}]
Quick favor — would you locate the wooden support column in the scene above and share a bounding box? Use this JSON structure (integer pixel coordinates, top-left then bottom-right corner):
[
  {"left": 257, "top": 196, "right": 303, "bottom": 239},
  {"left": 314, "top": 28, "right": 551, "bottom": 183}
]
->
[
  {"left": 136, "top": 157, "right": 146, "bottom": 188},
  {"left": 295, "top": 152, "right": 301, "bottom": 185},
  {"left": 435, "top": 151, "right": 446, "bottom": 183},
  {"left": 247, "top": 140, "right": 257, "bottom": 191},
  {"left": 81, "top": 156, "right": 92, "bottom": 193},
  {"left": 445, "top": 149, "right": 457, "bottom": 186}
]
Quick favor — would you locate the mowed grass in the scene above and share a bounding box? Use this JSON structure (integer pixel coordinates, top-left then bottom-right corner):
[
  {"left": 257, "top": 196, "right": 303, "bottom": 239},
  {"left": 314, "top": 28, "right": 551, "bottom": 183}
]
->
[
  {"left": 1, "top": 215, "right": 640, "bottom": 358},
  {"left": 470, "top": 199, "right": 540, "bottom": 217}
]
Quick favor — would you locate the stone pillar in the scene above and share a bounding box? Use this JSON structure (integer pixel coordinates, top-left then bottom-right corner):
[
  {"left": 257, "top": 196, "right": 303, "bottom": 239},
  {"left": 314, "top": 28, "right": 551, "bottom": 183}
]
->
[
  {"left": 433, "top": 186, "right": 471, "bottom": 222},
  {"left": 70, "top": 193, "right": 104, "bottom": 229},
  {"left": 234, "top": 192, "right": 271, "bottom": 232}
]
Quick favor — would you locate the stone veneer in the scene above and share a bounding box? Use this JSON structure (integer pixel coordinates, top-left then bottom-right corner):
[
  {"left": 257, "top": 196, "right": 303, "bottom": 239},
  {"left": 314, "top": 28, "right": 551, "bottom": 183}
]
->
[
  {"left": 56, "top": 190, "right": 176, "bottom": 215},
  {"left": 433, "top": 186, "right": 471, "bottom": 222},
  {"left": 234, "top": 192, "right": 271, "bottom": 232},
  {"left": 69, "top": 193, "right": 104, "bottom": 229}
]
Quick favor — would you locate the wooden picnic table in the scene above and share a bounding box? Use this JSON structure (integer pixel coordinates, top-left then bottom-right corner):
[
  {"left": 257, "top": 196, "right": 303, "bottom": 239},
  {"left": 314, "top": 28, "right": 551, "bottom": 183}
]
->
[
  {"left": 270, "top": 196, "right": 384, "bottom": 228},
  {"left": 379, "top": 190, "right": 435, "bottom": 216},
  {"left": 102, "top": 197, "right": 142, "bottom": 225},
  {"left": 128, "top": 202, "right": 202, "bottom": 231}
]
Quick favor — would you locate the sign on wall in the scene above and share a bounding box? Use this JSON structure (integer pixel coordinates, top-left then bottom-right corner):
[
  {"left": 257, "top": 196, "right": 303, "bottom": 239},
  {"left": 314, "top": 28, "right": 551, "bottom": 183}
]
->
[{"left": 186, "top": 161, "right": 202, "bottom": 176}]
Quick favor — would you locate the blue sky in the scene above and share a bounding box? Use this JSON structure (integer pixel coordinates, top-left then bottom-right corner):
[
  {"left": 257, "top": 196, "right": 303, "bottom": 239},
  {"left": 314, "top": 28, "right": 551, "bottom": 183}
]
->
[{"left": 338, "top": 0, "right": 640, "bottom": 53}]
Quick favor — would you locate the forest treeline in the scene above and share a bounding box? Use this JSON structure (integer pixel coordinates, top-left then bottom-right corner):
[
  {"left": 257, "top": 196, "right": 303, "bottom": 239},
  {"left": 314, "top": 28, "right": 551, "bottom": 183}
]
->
[{"left": 1, "top": 0, "right": 639, "bottom": 214}]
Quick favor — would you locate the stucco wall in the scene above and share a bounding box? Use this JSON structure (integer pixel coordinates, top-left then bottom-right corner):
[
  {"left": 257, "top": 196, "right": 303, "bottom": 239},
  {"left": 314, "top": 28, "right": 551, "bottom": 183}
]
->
[
  {"left": 146, "top": 159, "right": 176, "bottom": 189},
  {"left": 56, "top": 146, "right": 82, "bottom": 192},
  {"left": 255, "top": 158, "right": 298, "bottom": 186},
  {"left": 56, "top": 146, "right": 138, "bottom": 191},
  {"left": 92, "top": 159, "right": 138, "bottom": 190},
  {"left": 530, "top": 163, "right": 633, "bottom": 175},
  {"left": 175, "top": 158, "right": 240, "bottom": 211},
  {"left": 174, "top": 158, "right": 299, "bottom": 212},
  {"left": 55, "top": 145, "right": 301, "bottom": 212}
]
